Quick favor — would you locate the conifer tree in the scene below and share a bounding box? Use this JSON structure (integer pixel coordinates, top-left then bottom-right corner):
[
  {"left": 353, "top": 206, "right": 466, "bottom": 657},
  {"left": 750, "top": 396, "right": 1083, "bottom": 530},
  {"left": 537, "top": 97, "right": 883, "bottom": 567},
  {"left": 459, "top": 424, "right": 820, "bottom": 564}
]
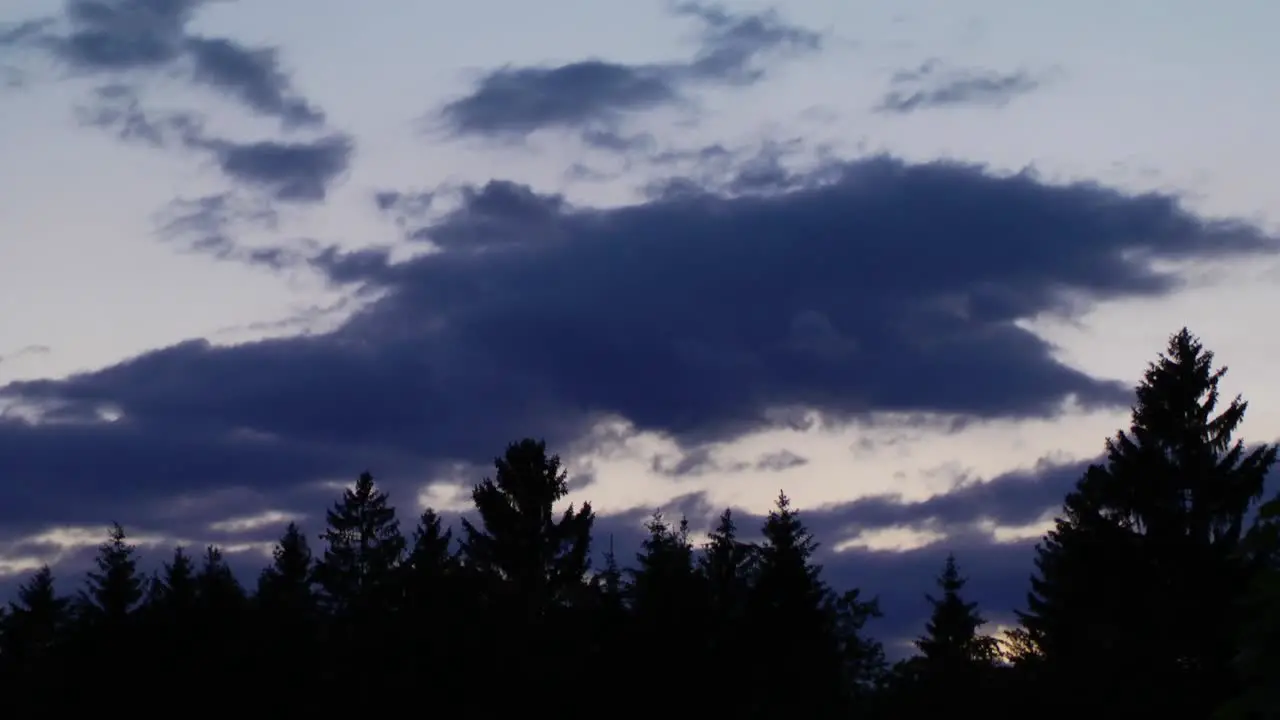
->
[
  {"left": 314, "top": 471, "right": 406, "bottom": 615},
  {"left": 458, "top": 439, "right": 594, "bottom": 711},
  {"left": 196, "top": 545, "right": 245, "bottom": 613},
  {"left": 749, "top": 492, "right": 845, "bottom": 717},
  {"left": 699, "top": 509, "right": 758, "bottom": 716},
  {"left": 0, "top": 566, "right": 69, "bottom": 670},
  {"left": 700, "top": 508, "right": 756, "bottom": 617},
  {"left": 1018, "top": 329, "right": 1277, "bottom": 718},
  {"left": 313, "top": 472, "right": 405, "bottom": 697},
  {"left": 148, "top": 547, "right": 197, "bottom": 614},
  {"left": 79, "top": 522, "right": 146, "bottom": 623},
  {"left": 628, "top": 511, "right": 709, "bottom": 707},
  {"left": 404, "top": 508, "right": 454, "bottom": 596},
  {"left": 257, "top": 522, "right": 316, "bottom": 617},
  {"left": 254, "top": 523, "right": 320, "bottom": 712},
  {"left": 916, "top": 554, "right": 998, "bottom": 669},
  {"left": 629, "top": 510, "right": 700, "bottom": 612},
  {"left": 459, "top": 439, "right": 594, "bottom": 617}
]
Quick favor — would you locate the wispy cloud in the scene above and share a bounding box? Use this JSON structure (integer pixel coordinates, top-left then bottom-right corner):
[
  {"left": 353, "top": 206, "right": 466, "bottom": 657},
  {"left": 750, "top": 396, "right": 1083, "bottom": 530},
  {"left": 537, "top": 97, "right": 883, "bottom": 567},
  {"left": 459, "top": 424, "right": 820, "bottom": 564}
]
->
[
  {"left": 436, "top": 1, "right": 822, "bottom": 140},
  {"left": 10, "top": 0, "right": 323, "bottom": 128},
  {"left": 877, "top": 59, "right": 1046, "bottom": 114}
]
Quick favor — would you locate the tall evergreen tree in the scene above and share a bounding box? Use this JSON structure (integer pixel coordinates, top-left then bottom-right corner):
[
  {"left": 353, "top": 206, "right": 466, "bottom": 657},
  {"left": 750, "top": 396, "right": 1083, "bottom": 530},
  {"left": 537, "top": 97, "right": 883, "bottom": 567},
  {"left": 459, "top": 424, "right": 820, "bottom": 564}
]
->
[
  {"left": 916, "top": 554, "right": 998, "bottom": 669},
  {"left": 147, "top": 547, "right": 197, "bottom": 614},
  {"left": 629, "top": 510, "right": 701, "bottom": 616},
  {"left": 256, "top": 522, "right": 316, "bottom": 620},
  {"left": 314, "top": 471, "right": 406, "bottom": 615},
  {"left": 0, "top": 566, "right": 69, "bottom": 672},
  {"left": 459, "top": 439, "right": 594, "bottom": 617},
  {"left": 458, "top": 439, "right": 594, "bottom": 710},
  {"left": 404, "top": 508, "right": 454, "bottom": 598},
  {"left": 698, "top": 508, "right": 758, "bottom": 717},
  {"left": 749, "top": 492, "right": 846, "bottom": 718},
  {"left": 78, "top": 522, "right": 146, "bottom": 623},
  {"left": 400, "top": 508, "right": 458, "bottom": 690},
  {"left": 700, "top": 508, "right": 756, "bottom": 618},
  {"left": 1018, "top": 329, "right": 1277, "bottom": 718},
  {"left": 629, "top": 511, "right": 709, "bottom": 708},
  {"left": 313, "top": 472, "right": 405, "bottom": 699},
  {"left": 254, "top": 523, "right": 320, "bottom": 713}
]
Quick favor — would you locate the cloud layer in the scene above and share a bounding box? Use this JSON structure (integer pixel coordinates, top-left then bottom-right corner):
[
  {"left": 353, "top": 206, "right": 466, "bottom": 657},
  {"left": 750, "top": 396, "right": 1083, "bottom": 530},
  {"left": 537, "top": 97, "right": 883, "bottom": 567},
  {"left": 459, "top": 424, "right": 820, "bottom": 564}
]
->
[{"left": 1, "top": 154, "right": 1272, "bottom": 543}]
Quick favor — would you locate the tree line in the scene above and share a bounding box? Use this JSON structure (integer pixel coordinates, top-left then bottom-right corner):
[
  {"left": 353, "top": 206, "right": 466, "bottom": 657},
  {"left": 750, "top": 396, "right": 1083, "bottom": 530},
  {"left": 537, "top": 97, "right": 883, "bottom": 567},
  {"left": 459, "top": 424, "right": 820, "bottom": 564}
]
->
[{"left": 0, "top": 328, "right": 1278, "bottom": 718}]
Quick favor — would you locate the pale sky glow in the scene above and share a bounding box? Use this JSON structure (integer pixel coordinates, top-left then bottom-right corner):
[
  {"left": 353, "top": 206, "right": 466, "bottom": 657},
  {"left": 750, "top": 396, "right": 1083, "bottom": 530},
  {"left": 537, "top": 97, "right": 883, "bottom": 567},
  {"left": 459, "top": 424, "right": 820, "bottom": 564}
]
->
[{"left": 2, "top": 0, "right": 1278, "bottom": 647}]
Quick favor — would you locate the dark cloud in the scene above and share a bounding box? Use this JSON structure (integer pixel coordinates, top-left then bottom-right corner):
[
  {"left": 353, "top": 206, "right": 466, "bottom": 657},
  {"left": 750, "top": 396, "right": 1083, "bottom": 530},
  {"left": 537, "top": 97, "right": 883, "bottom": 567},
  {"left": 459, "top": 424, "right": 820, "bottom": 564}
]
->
[
  {"left": 76, "top": 85, "right": 353, "bottom": 205},
  {"left": 0, "top": 153, "right": 1274, "bottom": 544},
  {"left": 184, "top": 36, "right": 324, "bottom": 128},
  {"left": 877, "top": 59, "right": 1045, "bottom": 114},
  {"left": 205, "top": 134, "right": 354, "bottom": 202},
  {"left": 437, "top": 1, "right": 821, "bottom": 139},
  {"left": 11, "top": 0, "right": 323, "bottom": 128}
]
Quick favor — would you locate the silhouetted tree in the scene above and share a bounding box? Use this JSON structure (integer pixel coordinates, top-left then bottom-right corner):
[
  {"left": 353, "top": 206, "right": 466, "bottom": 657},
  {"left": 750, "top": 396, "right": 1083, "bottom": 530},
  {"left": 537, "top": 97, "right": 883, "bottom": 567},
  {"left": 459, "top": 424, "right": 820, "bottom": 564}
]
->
[
  {"left": 78, "top": 522, "right": 146, "bottom": 623},
  {"left": 399, "top": 508, "right": 459, "bottom": 692},
  {"left": 628, "top": 511, "right": 708, "bottom": 705},
  {"left": 701, "top": 508, "right": 756, "bottom": 617},
  {"left": 0, "top": 566, "right": 69, "bottom": 679},
  {"left": 1018, "top": 328, "right": 1277, "bottom": 718},
  {"left": 459, "top": 439, "right": 594, "bottom": 615},
  {"left": 314, "top": 472, "right": 405, "bottom": 699},
  {"left": 748, "top": 491, "right": 847, "bottom": 718},
  {"left": 314, "top": 471, "right": 406, "bottom": 616},
  {"left": 458, "top": 439, "right": 594, "bottom": 709},
  {"left": 256, "top": 522, "right": 316, "bottom": 620},
  {"left": 254, "top": 522, "right": 320, "bottom": 713},
  {"left": 142, "top": 547, "right": 198, "bottom": 681},
  {"left": 893, "top": 554, "right": 998, "bottom": 717},
  {"left": 695, "top": 509, "right": 759, "bottom": 715},
  {"left": 149, "top": 547, "right": 197, "bottom": 613},
  {"left": 916, "top": 554, "right": 998, "bottom": 668}
]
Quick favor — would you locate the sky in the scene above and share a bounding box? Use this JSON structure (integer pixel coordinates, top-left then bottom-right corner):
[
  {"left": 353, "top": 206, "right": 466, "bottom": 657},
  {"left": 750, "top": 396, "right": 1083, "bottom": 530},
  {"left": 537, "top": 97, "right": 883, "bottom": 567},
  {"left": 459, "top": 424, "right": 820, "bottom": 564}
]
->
[{"left": 2, "top": 0, "right": 1280, "bottom": 654}]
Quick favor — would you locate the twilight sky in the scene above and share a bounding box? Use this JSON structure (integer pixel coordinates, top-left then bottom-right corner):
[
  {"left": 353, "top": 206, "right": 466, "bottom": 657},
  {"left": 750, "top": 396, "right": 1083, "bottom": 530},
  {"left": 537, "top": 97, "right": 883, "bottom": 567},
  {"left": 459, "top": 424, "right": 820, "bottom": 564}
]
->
[{"left": 2, "top": 0, "right": 1280, "bottom": 653}]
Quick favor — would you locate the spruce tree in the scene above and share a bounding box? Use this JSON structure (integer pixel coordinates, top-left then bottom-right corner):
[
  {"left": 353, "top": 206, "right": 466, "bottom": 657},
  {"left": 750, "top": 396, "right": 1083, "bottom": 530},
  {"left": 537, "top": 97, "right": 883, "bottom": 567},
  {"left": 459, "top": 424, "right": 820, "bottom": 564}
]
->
[
  {"left": 629, "top": 511, "right": 709, "bottom": 708},
  {"left": 699, "top": 509, "right": 758, "bottom": 716},
  {"left": 629, "top": 510, "right": 700, "bottom": 614},
  {"left": 196, "top": 545, "right": 245, "bottom": 613},
  {"left": 254, "top": 523, "right": 319, "bottom": 712},
  {"left": 401, "top": 508, "right": 458, "bottom": 686},
  {"left": 314, "top": 471, "right": 406, "bottom": 616},
  {"left": 142, "top": 546, "right": 199, "bottom": 677},
  {"left": 459, "top": 439, "right": 594, "bottom": 617},
  {"left": 404, "top": 508, "right": 454, "bottom": 595},
  {"left": 256, "top": 522, "right": 316, "bottom": 619},
  {"left": 916, "top": 554, "right": 997, "bottom": 669},
  {"left": 0, "top": 565, "right": 69, "bottom": 669},
  {"left": 1018, "top": 329, "right": 1277, "bottom": 718},
  {"left": 749, "top": 492, "right": 845, "bottom": 717},
  {"left": 313, "top": 472, "right": 405, "bottom": 696},
  {"left": 148, "top": 547, "right": 197, "bottom": 614},
  {"left": 458, "top": 439, "right": 594, "bottom": 710},
  {"left": 79, "top": 522, "right": 146, "bottom": 623}
]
